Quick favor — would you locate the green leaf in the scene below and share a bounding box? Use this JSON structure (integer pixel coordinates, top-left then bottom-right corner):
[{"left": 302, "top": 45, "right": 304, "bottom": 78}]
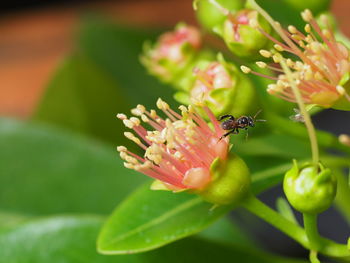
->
[
  {"left": 32, "top": 53, "right": 131, "bottom": 145},
  {"left": 98, "top": 183, "right": 233, "bottom": 254},
  {"left": 235, "top": 134, "right": 310, "bottom": 159},
  {"left": 0, "top": 215, "right": 306, "bottom": 263},
  {"left": 198, "top": 217, "right": 255, "bottom": 247},
  {"left": 97, "top": 158, "right": 295, "bottom": 255},
  {"left": 0, "top": 118, "right": 146, "bottom": 215}
]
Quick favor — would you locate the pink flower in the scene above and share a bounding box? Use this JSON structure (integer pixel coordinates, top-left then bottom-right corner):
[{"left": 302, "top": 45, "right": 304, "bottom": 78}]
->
[
  {"left": 141, "top": 24, "right": 201, "bottom": 81},
  {"left": 117, "top": 99, "right": 229, "bottom": 191},
  {"left": 191, "top": 61, "right": 234, "bottom": 104},
  {"left": 241, "top": 9, "right": 350, "bottom": 108},
  {"left": 155, "top": 25, "right": 201, "bottom": 62}
]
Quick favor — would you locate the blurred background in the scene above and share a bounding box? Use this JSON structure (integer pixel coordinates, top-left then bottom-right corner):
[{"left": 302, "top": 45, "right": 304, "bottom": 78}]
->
[
  {"left": 0, "top": 0, "right": 349, "bottom": 262},
  {"left": 1, "top": 0, "right": 350, "bottom": 119}
]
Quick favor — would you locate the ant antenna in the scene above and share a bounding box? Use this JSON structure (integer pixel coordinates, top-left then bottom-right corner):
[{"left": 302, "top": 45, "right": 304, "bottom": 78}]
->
[
  {"left": 253, "top": 109, "right": 262, "bottom": 119},
  {"left": 253, "top": 109, "right": 266, "bottom": 122}
]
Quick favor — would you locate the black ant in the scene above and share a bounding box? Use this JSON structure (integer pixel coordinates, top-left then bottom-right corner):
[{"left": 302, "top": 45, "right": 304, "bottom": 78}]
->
[{"left": 218, "top": 110, "right": 265, "bottom": 140}]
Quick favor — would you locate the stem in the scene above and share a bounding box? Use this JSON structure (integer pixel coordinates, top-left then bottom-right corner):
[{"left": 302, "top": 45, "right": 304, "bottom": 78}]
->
[
  {"left": 303, "top": 213, "right": 322, "bottom": 250},
  {"left": 309, "top": 250, "right": 320, "bottom": 263},
  {"left": 280, "top": 60, "right": 319, "bottom": 167},
  {"left": 241, "top": 194, "right": 350, "bottom": 258},
  {"left": 241, "top": 194, "right": 308, "bottom": 247}
]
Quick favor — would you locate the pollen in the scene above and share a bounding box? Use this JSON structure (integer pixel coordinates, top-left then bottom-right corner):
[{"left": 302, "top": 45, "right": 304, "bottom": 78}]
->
[
  {"left": 288, "top": 25, "right": 297, "bottom": 34},
  {"left": 123, "top": 119, "right": 134, "bottom": 129},
  {"left": 240, "top": 65, "right": 251, "bottom": 74},
  {"left": 256, "top": 61, "right": 267, "bottom": 68},
  {"left": 301, "top": 9, "right": 313, "bottom": 22},
  {"left": 259, "top": 50, "right": 272, "bottom": 58},
  {"left": 117, "top": 113, "right": 127, "bottom": 120},
  {"left": 117, "top": 146, "right": 127, "bottom": 152},
  {"left": 274, "top": 44, "right": 284, "bottom": 52},
  {"left": 131, "top": 104, "right": 146, "bottom": 116},
  {"left": 124, "top": 132, "right": 142, "bottom": 145}
]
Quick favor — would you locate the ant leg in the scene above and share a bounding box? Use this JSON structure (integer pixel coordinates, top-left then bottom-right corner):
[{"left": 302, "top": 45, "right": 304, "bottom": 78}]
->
[
  {"left": 218, "top": 115, "right": 235, "bottom": 121},
  {"left": 219, "top": 130, "right": 235, "bottom": 140},
  {"left": 233, "top": 128, "right": 239, "bottom": 134}
]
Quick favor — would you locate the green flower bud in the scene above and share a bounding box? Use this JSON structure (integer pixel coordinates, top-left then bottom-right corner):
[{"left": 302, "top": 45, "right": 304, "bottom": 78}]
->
[
  {"left": 174, "top": 53, "right": 258, "bottom": 117},
  {"left": 194, "top": 0, "right": 244, "bottom": 32},
  {"left": 140, "top": 23, "right": 201, "bottom": 84},
  {"left": 283, "top": 160, "right": 337, "bottom": 214},
  {"left": 172, "top": 50, "right": 216, "bottom": 91},
  {"left": 332, "top": 75, "right": 350, "bottom": 111},
  {"left": 281, "top": 0, "right": 331, "bottom": 15},
  {"left": 216, "top": 9, "right": 272, "bottom": 59},
  {"left": 198, "top": 154, "right": 251, "bottom": 205}
]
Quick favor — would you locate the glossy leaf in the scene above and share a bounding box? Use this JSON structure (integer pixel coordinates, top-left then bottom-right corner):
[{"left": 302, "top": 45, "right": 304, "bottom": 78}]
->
[
  {"left": 235, "top": 134, "right": 310, "bottom": 159},
  {"left": 0, "top": 215, "right": 306, "bottom": 263},
  {"left": 97, "top": 159, "right": 294, "bottom": 254},
  {"left": 32, "top": 53, "right": 130, "bottom": 145},
  {"left": 198, "top": 217, "right": 255, "bottom": 247},
  {"left": 0, "top": 118, "right": 146, "bottom": 215}
]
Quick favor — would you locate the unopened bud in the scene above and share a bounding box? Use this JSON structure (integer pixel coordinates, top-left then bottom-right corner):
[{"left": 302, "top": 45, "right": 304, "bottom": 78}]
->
[
  {"left": 198, "top": 154, "right": 251, "bottom": 205},
  {"left": 283, "top": 160, "right": 337, "bottom": 214}
]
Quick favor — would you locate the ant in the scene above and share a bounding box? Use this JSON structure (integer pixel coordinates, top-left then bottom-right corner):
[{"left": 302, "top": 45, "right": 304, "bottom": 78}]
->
[{"left": 218, "top": 110, "right": 265, "bottom": 140}]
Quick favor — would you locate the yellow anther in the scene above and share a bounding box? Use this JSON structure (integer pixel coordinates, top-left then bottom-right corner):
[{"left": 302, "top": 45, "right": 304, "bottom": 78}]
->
[
  {"left": 256, "top": 61, "right": 267, "bottom": 68},
  {"left": 130, "top": 117, "right": 141, "bottom": 126},
  {"left": 288, "top": 25, "right": 297, "bottom": 34},
  {"left": 141, "top": 114, "right": 149, "bottom": 122},
  {"left": 136, "top": 161, "right": 152, "bottom": 170},
  {"left": 123, "top": 119, "right": 134, "bottom": 129},
  {"left": 304, "top": 24, "right": 311, "bottom": 33},
  {"left": 259, "top": 49, "right": 271, "bottom": 58},
  {"left": 240, "top": 66, "right": 251, "bottom": 74},
  {"left": 124, "top": 132, "right": 141, "bottom": 145},
  {"left": 117, "top": 113, "right": 127, "bottom": 120},
  {"left": 272, "top": 54, "right": 282, "bottom": 63},
  {"left": 274, "top": 44, "right": 284, "bottom": 52},
  {"left": 336, "top": 85, "right": 345, "bottom": 95},
  {"left": 156, "top": 98, "right": 170, "bottom": 110},
  {"left": 286, "top": 58, "right": 294, "bottom": 67},
  {"left": 117, "top": 146, "right": 127, "bottom": 152},
  {"left": 131, "top": 105, "right": 146, "bottom": 116},
  {"left": 124, "top": 162, "right": 134, "bottom": 169},
  {"left": 150, "top": 110, "right": 157, "bottom": 118},
  {"left": 178, "top": 105, "right": 187, "bottom": 112},
  {"left": 126, "top": 156, "right": 139, "bottom": 164},
  {"left": 119, "top": 151, "right": 128, "bottom": 160},
  {"left": 301, "top": 9, "right": 313, "bottom": 22}
]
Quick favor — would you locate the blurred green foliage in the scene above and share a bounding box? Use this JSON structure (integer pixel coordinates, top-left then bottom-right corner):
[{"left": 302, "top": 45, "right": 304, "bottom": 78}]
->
[{"left": 0, "top": 1, "right": 348, "bottom": 262}]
